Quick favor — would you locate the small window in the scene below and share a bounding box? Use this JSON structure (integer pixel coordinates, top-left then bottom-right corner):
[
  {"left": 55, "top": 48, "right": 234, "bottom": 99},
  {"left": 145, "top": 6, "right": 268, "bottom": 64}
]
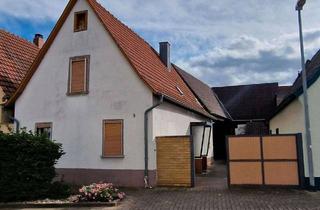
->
[
  {"left": 68, "top": 55, "right": 90, "bottom": 95},
  {"left": 35, "top": 122, "right": 52, "bottom": 139},
  {"left": 102, "top": 120, "right": 124, "bottom": 157},
  {"left": 74, "top": 11, "right": 88, "bottom": 32}
]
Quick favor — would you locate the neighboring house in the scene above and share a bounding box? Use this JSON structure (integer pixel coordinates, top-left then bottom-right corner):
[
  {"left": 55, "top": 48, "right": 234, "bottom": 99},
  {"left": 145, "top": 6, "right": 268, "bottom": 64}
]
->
[
  {"left": 7, "top": 0, "right": 226, "bottom": 187},
  {"left": 213, "top": 83, "right": 290, "bottom": 135},
  {"left": 270, "top": 50, "right": 320, "bottom": 188},
  {"left": 0, "top": 30, "right": 41, "bottom": 133}
]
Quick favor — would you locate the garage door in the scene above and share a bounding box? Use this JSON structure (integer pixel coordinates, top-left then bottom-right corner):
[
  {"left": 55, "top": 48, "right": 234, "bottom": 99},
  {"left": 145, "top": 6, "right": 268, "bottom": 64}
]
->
[{"left": 156, "top": 136, "right": 194, "bottom": 187}]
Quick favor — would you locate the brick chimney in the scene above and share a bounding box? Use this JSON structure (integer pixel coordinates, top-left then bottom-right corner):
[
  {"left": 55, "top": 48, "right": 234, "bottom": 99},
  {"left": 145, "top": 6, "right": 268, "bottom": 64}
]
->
[
  {"left": 159, "top": 42, "right": 171, "bottom": 71},
  {"left": 33, "top": 34, "right": 44, "bottom": 48}
]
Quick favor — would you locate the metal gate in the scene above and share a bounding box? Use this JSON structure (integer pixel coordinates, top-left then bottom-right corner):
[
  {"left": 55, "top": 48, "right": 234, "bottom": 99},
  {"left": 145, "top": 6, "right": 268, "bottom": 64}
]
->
[
  {"left": 227, "top": 134, "right": 304, "bottom": 187},
  {"left": 156, "top": 136, "right": 194, "bottom": 187}
]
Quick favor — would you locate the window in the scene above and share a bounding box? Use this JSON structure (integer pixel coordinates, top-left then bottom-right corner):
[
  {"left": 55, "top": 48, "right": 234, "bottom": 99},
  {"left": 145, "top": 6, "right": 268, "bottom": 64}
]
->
[
  {"left": 102, "top": 120, "right": 124, "bottom": 157},
  {"left": 35, "top": 122, "right": 52, "bottom": 139},
  {"left": 74, "top": 11, "right": 88, "bottom": 32},
  {"left": 68, "top": 55, "right": 90, "bottom": 95}
]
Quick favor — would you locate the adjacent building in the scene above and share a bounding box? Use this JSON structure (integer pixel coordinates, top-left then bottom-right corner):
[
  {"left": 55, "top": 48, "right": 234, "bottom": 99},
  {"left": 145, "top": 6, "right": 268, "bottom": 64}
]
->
[
  {"left": 0, "top": 30, "right": 41, "bottom": 133},
  {"left": 270, "top": 50, "right": 320, "bottom": 188}
]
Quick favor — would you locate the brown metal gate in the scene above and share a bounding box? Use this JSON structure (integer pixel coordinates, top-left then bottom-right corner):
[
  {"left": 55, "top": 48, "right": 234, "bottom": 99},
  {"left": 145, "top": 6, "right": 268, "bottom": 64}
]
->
[
  {"left": 227, "top": 134, "right": 304, "bottom": 187},
  {"left": 156, "top": 136, "right": 194, "bottom": 187}
]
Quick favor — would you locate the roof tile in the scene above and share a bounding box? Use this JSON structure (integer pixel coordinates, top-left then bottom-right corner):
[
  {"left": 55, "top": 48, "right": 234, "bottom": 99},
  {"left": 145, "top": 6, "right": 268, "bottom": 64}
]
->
[{"left": 0, "top": 29, "right": 39, "bottom": 98}]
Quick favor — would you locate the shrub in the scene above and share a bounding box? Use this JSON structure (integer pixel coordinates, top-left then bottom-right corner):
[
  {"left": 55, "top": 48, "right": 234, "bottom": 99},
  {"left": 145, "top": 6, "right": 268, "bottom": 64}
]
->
[
  {"left": 78, "top": 183, "right": 125, "bottom": 202},
  {"left": 0, "top": 130, "right": 67, "bottom": 202}
]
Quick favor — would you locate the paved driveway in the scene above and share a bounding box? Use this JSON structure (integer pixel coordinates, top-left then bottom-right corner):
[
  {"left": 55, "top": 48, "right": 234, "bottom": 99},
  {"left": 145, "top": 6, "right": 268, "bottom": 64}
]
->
[
  {"left": 19, "top": 162, "right": 320, "bottom": 210},
  {"left": 114, "top": 162, "right": 320, "bottom": 210}
]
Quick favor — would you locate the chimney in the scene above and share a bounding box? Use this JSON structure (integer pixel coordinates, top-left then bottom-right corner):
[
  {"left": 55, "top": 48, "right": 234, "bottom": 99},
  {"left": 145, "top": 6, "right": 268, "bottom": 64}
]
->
[
  {"left": 33, "top": 34, "right": 44, "bottom": 48},
  {"left": 159, "top": 42, "right": 171, "bottom": 70}
]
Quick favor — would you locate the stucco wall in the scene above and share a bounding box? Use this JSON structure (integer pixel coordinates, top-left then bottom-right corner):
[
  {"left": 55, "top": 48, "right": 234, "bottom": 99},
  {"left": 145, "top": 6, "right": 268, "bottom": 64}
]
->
[
  {"left": 15, "top": 0, "right": 153, "bottom": 170},
  {"left": 151, "top": 101, "right": 212, "bottom": 170},
  {"left": 270, "top": 79, "right": 320, "bottom": 177}
]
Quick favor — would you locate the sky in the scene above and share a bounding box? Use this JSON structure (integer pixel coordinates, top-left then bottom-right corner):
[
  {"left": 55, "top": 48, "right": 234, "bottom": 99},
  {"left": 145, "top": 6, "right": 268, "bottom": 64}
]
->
[{"left": 0, "top": 0, "right": 320, "bottom": 87}]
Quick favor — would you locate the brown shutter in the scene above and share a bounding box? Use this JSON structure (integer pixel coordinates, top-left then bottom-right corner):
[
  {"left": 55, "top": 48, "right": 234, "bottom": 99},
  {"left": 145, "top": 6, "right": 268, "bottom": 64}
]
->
[
  {"left": 70, "top": 59, "right": 85, "bottom": 93},
  {"left": 103, "top": 120, "right": 123, "bottom": 157}
]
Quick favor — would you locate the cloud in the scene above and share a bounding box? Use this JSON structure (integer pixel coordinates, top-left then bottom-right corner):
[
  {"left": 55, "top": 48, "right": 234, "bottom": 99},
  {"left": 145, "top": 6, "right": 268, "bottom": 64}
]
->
[
  {"left": 0, "top": 0, "right": 67, "bottom": 22},
  {"left": 176, "top": 30, "right": 320, "bottom": 86},
  {"left": 0, "top": 0, "right": 320, "bottom": 87}
]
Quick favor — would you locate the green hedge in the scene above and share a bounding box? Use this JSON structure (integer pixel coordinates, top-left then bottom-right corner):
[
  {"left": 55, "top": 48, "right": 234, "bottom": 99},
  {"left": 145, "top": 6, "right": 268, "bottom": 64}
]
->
[{"left": 0, "top": 130, "right": 67, "bottom": 202}]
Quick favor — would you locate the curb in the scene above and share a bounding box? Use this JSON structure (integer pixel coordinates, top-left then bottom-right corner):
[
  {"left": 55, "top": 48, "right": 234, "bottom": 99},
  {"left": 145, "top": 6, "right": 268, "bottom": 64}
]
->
[{"left": 0, "top": 201, "right": 119, "bottom": 209}]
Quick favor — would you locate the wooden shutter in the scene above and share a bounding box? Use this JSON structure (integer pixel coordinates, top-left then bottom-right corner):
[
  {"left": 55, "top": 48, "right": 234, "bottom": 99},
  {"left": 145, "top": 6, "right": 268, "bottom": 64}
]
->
[
  {"left": 71, "top": 59, "right": 85, "bottom": 93},
  {"left": 103, "top": 120, "right": 123, "bottom": 157},
  {"left": 68, "top": 55, "right": 89, "bottom": 94}
]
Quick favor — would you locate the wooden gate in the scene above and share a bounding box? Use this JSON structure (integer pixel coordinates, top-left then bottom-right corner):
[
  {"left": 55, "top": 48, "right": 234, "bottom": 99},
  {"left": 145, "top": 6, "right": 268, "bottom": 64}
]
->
[
  {"left": 227, "top": 134, "right": 304, "bottom": 187},
  {"left": 156, "top": 136, "right": 194, "bottom": 187}
]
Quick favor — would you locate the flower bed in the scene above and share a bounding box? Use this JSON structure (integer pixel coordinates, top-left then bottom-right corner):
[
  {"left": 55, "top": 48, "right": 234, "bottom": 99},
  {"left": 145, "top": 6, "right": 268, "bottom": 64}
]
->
[{"left": 77, "top": 183, "right": 125, "bottom": 203}]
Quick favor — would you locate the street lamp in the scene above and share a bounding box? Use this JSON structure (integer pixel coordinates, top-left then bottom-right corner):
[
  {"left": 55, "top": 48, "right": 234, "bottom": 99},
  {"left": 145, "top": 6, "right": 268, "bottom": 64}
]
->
[{"left": 296, "top": 0, "right": 315, "bottom": 187}]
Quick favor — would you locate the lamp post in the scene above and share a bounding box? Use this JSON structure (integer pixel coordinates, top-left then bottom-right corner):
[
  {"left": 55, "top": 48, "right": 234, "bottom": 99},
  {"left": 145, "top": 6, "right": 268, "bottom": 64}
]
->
[{"left": 296, "top": 0, "right": 314, "bottom": 187}]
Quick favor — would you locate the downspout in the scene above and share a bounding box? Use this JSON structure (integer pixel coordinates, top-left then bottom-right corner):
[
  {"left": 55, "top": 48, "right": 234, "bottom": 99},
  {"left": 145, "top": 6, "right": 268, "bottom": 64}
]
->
[
  {"left": 9, "top": 116, "right": 20, "bottom": 133},
  {"left": 1, "top": 98, "right": 20, "bottom": 132},
  {"left": 144, "top": 94, "right": 164, "bottom": 188}
]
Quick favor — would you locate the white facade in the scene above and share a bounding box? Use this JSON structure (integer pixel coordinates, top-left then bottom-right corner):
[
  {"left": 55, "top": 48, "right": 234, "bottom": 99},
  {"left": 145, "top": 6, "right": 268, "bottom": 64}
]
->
[
  {"left": 14, "top": 0, "right": 211, "bottom": 176},
  {"left": 15, "top": 0, "right": 153, "bottom": 170},
  {"left": 150, "top": 102, "right": 212, "bottom": 170},
  {"left": 270, "top": 78, "right": 320, "bottom": 178}
]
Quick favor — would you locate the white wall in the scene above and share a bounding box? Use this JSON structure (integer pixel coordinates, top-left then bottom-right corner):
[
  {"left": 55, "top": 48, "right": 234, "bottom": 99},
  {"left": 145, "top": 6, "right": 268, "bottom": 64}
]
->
[
  {"left": 270, "top": 78, "right": 320, "bottom": 177},
  {"left": 150, "top": 101, "right": 212, "bottom": 170},
  {"left": 15, "top": 0, "right": 153, "bottom": 170}
]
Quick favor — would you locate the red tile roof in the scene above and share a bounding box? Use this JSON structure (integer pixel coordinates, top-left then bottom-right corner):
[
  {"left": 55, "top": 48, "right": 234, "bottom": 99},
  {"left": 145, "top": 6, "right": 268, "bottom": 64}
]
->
[
  {"left": 7, "top": 0, "right": 212, "bottom": 118},
  {"left": 0, "top": 29, "right": 39, "bottom": 99},
  {"left": 87, "top": 0, "right": 210, "bottom": 117},
  {"left": 174, "top": 64, "right": 228, "bottom": 119}
]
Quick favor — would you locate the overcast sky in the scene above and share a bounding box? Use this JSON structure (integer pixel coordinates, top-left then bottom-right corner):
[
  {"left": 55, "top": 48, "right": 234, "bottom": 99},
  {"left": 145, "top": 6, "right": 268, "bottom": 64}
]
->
[{"left": 0, "top": 0, "right": 319, "bottom": 87}]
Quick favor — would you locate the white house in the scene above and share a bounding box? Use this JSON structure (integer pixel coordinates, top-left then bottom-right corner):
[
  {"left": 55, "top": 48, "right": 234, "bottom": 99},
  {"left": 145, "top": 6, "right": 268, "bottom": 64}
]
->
[
  {"left": 8, "top": 0, "right": 227, "bottom": 187},
  {"left": 270, "top": 51, "right": 320, "bottom": 188}
]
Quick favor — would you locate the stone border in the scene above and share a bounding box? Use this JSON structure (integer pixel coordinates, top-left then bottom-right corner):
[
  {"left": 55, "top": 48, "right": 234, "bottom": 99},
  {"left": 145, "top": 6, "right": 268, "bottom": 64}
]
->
[{"left": 0, "top": 200, "right": 119, "bottom": 209}]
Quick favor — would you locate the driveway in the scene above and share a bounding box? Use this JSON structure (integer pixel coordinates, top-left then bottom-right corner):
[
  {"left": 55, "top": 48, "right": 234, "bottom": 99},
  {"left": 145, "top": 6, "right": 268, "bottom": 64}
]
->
[{"left": 18, "top": 162, "right": 320, "bottom": 210}]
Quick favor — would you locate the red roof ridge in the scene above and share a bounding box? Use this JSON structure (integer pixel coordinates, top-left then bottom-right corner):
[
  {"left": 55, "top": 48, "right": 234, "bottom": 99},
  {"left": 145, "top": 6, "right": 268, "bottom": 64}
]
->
[{"left": 91, "top": 1, "right": 151, "bottom": 47}]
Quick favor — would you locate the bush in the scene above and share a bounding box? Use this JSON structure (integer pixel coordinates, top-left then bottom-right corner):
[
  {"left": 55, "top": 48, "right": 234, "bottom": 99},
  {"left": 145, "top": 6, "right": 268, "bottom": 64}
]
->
[
  {"left": 0, "top": 130, "right": 66, "bottom": 202},
  {"left": 78, "top": 183, "right": 125, "bottom": 202}
]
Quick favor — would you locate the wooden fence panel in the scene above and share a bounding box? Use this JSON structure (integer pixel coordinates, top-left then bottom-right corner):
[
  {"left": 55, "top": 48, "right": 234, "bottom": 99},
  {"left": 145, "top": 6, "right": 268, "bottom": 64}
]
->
[
  {"left": 227, "top": 134, "right": 303, "bottom": 187},
  {"left": 156, "top": 136, "right": 193, "bottom": 187}
]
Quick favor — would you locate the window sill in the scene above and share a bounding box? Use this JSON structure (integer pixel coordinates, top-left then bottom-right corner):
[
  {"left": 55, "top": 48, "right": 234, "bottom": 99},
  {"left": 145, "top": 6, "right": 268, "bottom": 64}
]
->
[
  {"left": 74, "top": 28, "right": 87, "bottom": 33},
  {"left": 101, "top": 155, "right": 125, "bottom": 159},
  {"left": 66, "top": 91, "right": 89, "bottom": 96}
]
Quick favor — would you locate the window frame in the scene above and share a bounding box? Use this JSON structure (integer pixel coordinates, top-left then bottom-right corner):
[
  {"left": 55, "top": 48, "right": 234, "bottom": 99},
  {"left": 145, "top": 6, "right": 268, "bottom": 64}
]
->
[
  {"left": 102, "top": 119, "right": 124, "bottom": 158},
  {"left": 74, "top": 10, "right": 88, "bottom": 32},
  {"left": 35, "top": 122, "right": 53, "bottom": 139},
  {"left": 67, "top": 55, "right": 90, "bottom": 95}
]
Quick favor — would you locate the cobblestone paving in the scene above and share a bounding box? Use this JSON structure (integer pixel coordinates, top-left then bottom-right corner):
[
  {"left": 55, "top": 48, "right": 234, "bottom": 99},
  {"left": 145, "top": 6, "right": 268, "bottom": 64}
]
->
[
  {"left": 18, "top": 162, "right": 320, "bottom": 210},
  {"left": 114, "top": 162, "right": 320, "bottom": 210}
]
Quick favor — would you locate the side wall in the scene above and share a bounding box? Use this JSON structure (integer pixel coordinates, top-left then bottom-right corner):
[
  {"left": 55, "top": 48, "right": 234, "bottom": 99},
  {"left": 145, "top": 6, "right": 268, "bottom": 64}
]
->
[
  {"left": 15, "top": 0, "right": 153, "bottom": 187},
  {"left": 0, "top": 87, "right": 13, "bottom": 133},
  {"left": 270, "top": 78, "right": 320, "bottom": 179},
  {"left": 151, "top": 101, "right": 212, "bottom": 171}
]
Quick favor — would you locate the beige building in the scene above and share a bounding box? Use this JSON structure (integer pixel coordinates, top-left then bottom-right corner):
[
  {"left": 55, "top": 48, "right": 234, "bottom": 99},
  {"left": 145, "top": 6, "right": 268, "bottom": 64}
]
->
[
  {"left": 0, "top": 29, "right": 41, "bottom": 133},
  {"left": 270, "top": 51, "right": 320, "bottom": 188}
]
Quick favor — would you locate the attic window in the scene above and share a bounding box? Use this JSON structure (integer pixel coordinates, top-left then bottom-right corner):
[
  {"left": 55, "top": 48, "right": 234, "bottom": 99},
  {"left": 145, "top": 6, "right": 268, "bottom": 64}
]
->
[
  {"left": 74, "top": 11, "right": 88, "bottom": 32},
  {"left": 176, "top": 86, "right": 184, "bottom": 96}
]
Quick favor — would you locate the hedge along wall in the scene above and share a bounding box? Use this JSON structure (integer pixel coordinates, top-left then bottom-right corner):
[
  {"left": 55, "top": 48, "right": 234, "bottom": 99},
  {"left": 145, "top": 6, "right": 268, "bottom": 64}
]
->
[{"left": 0, "top": 131, "right": 65, "bottom": 202}]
